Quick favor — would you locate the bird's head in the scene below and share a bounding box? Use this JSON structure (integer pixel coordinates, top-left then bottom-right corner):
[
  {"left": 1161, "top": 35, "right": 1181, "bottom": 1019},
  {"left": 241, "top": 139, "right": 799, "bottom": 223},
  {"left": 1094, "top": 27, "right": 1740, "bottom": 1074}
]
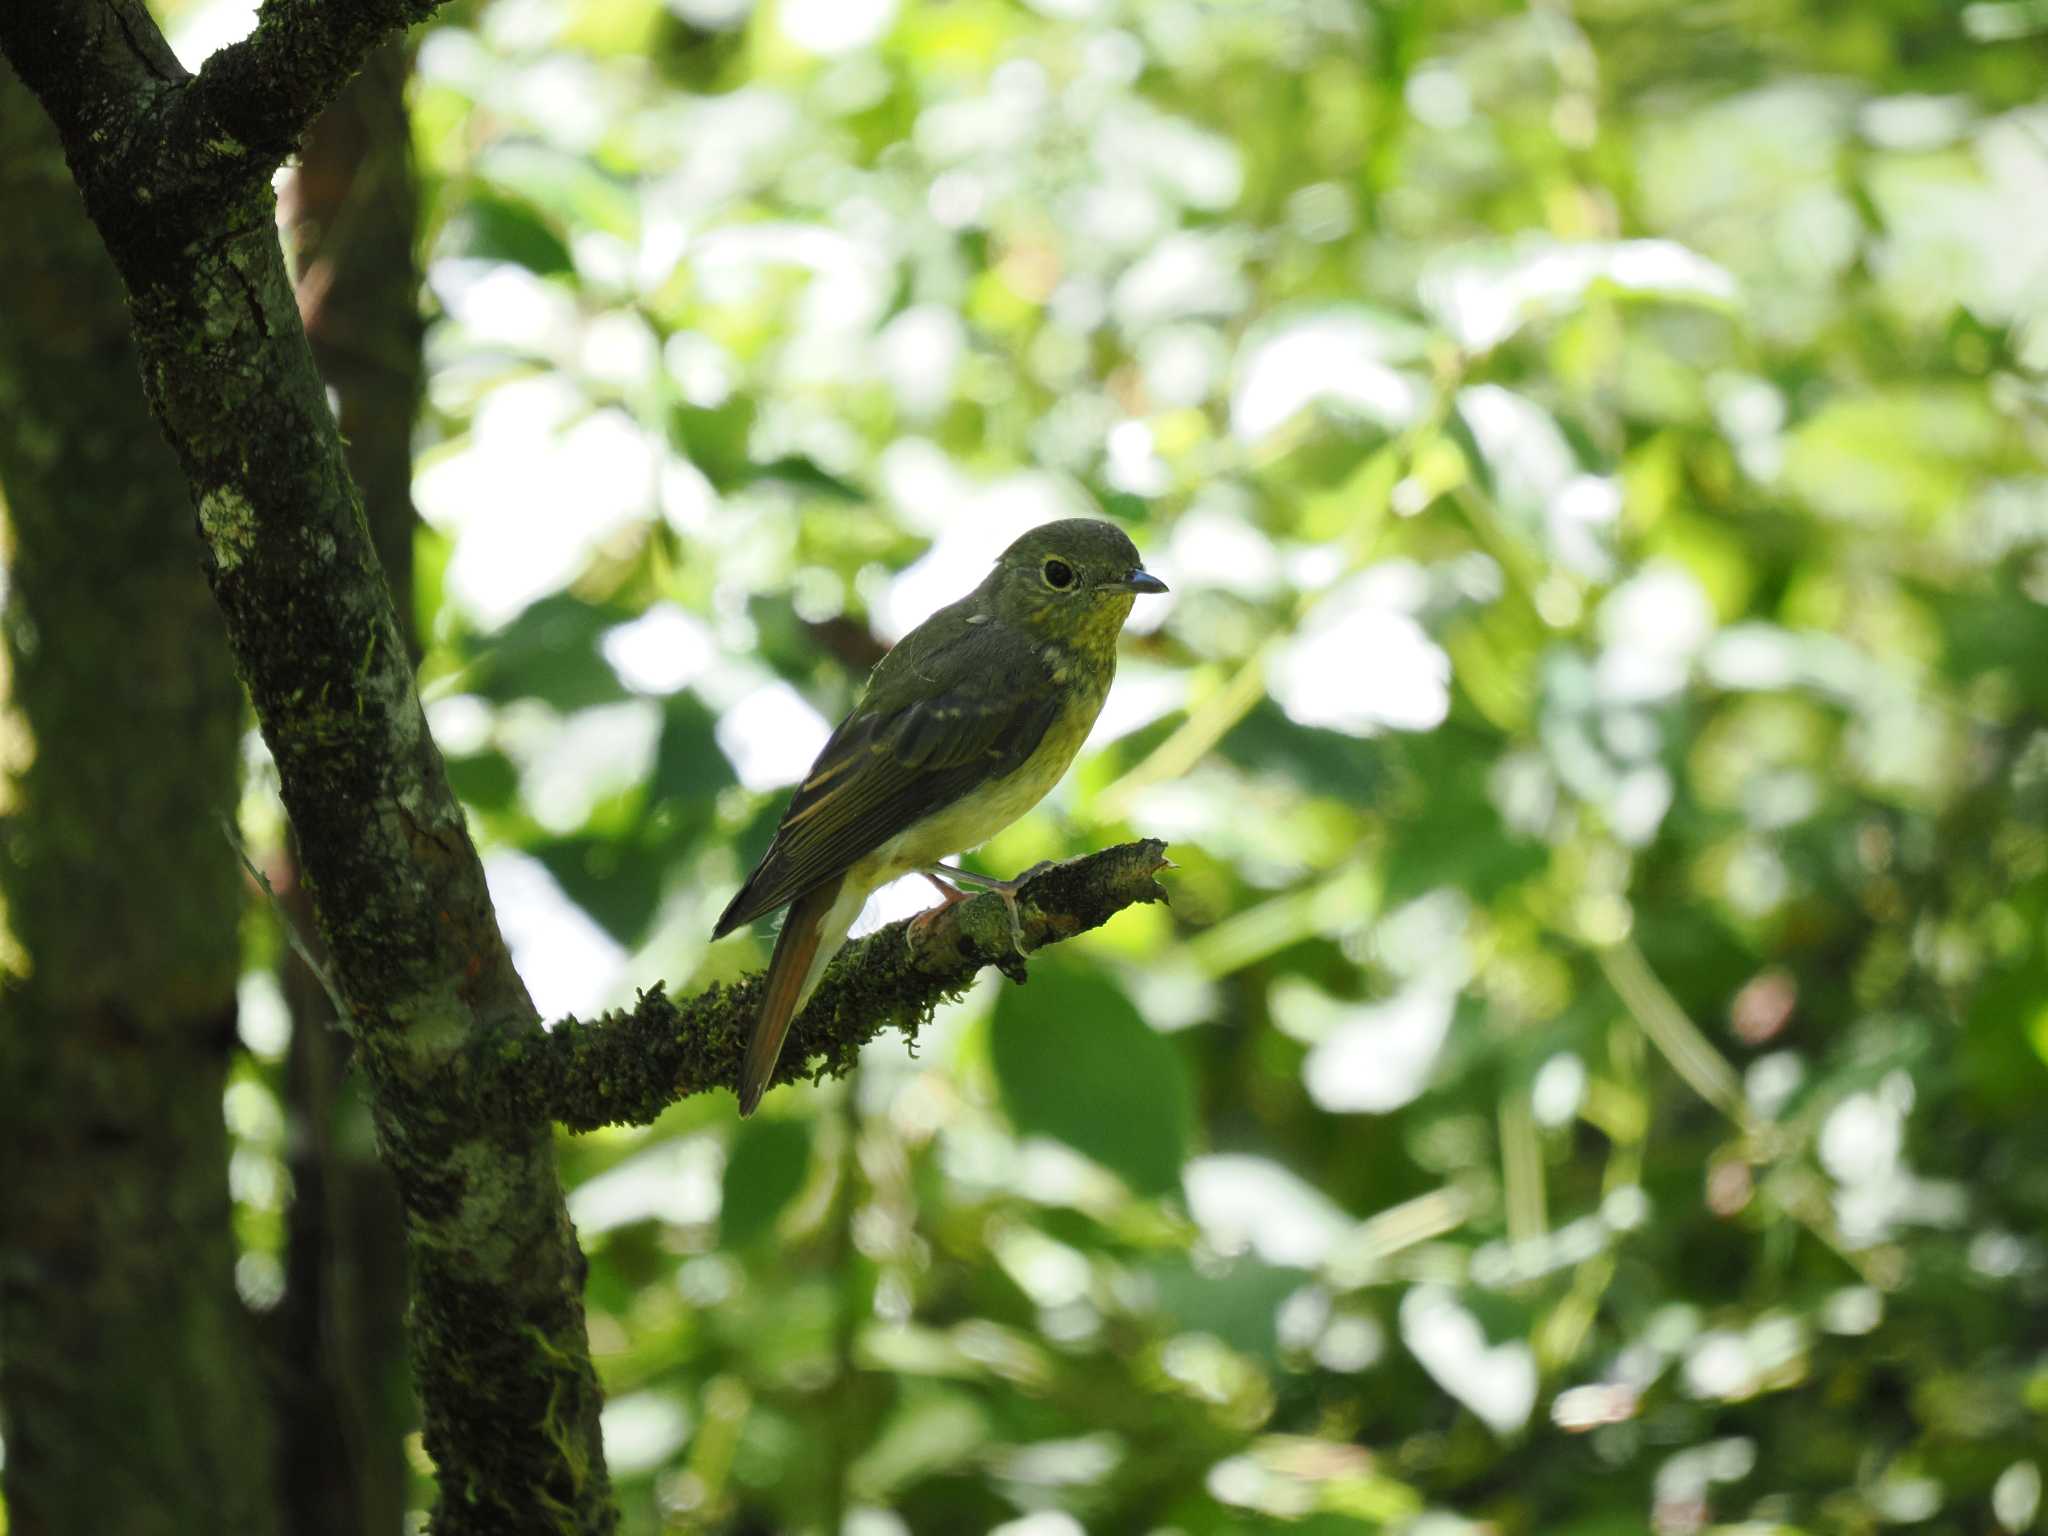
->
[{"left": 978, "top": 518, "right": 1168, "bottom": 648}]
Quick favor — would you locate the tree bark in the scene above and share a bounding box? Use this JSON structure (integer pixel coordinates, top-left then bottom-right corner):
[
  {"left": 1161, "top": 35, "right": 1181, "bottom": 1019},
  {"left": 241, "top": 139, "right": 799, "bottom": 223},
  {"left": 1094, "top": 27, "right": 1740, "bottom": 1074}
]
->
[
  {"left": 0, "top": 64, "right": 274, "bottom": 1536},
  {"left": 285, "top": 37, "right": 423, "bottom": 618},
  {"left": 273, "top": 37, "right": 422, "bottom": 1536},
  {"left": 0, "top": 7, "right": 614, "bottom": 1531}
]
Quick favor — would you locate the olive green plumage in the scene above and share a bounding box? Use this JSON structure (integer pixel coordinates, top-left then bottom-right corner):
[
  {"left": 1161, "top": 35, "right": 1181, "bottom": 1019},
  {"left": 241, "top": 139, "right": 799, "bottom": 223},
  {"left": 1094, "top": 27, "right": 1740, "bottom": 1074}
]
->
[{"left": 715, "top": 517, "right": 1167, "bottom": 1115}]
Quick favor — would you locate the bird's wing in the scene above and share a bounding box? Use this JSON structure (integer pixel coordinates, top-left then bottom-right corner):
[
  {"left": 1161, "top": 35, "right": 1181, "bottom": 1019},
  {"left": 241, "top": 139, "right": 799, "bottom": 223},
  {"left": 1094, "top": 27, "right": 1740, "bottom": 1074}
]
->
[{"left": 712, "top": 618, "right": 1062, "bottom": 937}]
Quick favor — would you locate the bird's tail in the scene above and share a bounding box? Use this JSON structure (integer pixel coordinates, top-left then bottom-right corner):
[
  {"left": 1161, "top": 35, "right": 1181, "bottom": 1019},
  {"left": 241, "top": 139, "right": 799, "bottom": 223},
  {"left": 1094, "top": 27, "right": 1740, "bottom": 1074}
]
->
[{"left": 737, "top": 873, "right": 849, "bottom": 1117}]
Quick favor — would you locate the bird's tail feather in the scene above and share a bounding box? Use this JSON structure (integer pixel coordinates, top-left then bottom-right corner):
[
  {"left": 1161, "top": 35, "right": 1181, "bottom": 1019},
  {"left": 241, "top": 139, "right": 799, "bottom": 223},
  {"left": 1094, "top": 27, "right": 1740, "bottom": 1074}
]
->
[{"left": 737, "top": 874, "right": 848, "bottom": 1116}]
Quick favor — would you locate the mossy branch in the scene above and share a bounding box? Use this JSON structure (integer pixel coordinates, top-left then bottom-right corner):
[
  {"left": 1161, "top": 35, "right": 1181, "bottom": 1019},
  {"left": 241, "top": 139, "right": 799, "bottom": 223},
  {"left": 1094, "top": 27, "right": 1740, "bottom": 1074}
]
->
[
  {"left": 165, "top": 0, "right": 442, "bottom": 186},
  {"left": 0, "top": 0, "right": 448, "bottom": 220},
  {"left": 512, "top": 840, "right": 1173, "bottom": 1131}
]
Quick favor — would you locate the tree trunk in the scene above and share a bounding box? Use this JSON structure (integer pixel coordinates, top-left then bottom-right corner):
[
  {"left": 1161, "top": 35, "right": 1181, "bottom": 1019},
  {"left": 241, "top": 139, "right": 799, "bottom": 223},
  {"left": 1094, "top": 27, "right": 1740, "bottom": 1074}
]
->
[
  {"left": 0, "top": 64, "right": 276, "bottom": 1536},
  {"left": 272, "top": 37, "right": 422, "bottom": 1536},
  {"left": 0, "top": 11, "right": 620, "bottom": 1530}
]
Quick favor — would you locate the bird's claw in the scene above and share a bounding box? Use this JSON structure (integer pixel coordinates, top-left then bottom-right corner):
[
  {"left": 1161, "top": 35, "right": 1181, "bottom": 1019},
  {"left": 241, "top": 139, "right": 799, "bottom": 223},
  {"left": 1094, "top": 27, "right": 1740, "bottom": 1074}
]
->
[
  {"left": 990, "top": 878, "right": 1036, "bottom": 961},
  {"left": 909, "top": 861, "right": 1046, "bottom": 969},
  {"left": 917, "top": 862, "right": 1046, "bottom": 956}
]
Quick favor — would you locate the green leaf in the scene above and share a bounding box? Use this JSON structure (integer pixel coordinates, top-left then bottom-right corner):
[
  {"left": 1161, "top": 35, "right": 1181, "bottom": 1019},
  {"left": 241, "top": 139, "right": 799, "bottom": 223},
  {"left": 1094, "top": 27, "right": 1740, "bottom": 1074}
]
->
[
  {"left": 1219, "top": 700, "right": 1392, "bottom": 806},
  {"left": 1918, "top": 578, "right": 2048, "bottom": 712},
  {"left": 645, "top": 692, "right": 736, "bottom": 845},
  {"left": 460, "top": 592, "right": 632, "bottom": 710},
  {"left": 1961, "top": 962, "right": 2048, "bottom": 1116},
  {"left": 531, "top": 834, "right": 666, "bottom": 943},
  {"left": 668, "top": 397, "right": 759, "bottom": 492},
  {"left": 449, "top": 189, "right": 573, "bottom": 277},
  {"left": 477, "top": 142, "right": 639, "bottom": 239},
  {"left": 1147, "top": 1254, "right": 1303, "bottom": 1361},
  {"left": 1293, "top": 1516, "right": 1397, "bottom": 1536},
  {"left": 1381, "top": 734, "right": 1545, "bottom": 906},
  {"left": 991, "top": 957, "right": 1192, "bottom": 1197},
  {"left": 443, "top": 748, "right": 519, "bottom": 815},
  {"left": 721, "top": 1117, "right": 813, "bottom": 1246},
  {"left": 1780, "top": 384, "right": 2002, "bottom": 527},
  {"left": 412, "top": 522, "right": 453, "bottom": 647},
  {"left": 745, "top": 455, "right": 868, "bottom": 502},
  {"left": 854, "top": 1385, "right": 993, "bottom": 1500}
]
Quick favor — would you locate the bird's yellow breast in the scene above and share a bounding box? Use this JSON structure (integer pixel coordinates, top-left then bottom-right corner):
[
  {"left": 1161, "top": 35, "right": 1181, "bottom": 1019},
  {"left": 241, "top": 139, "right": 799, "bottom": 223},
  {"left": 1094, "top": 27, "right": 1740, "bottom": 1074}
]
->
[{"left": 852, "top": 670, "right": 1111, "bottom": 887}]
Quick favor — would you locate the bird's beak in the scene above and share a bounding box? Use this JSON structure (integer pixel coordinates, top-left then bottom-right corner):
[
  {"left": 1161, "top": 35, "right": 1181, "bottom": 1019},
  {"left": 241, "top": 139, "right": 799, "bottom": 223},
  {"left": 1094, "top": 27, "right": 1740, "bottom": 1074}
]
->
[{"left": 1111, "top": 566, "right": 1169, "bottom": 595}]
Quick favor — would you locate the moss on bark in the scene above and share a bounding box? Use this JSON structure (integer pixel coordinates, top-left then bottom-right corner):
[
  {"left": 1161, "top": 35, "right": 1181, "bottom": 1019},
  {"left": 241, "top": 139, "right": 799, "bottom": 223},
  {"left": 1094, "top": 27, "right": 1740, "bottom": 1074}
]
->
[
  {"left": 517, "top": 840, "right": 1174, "bottom": 1130},
  {"left": 272, "top": 38, "right": 422, "bottom": 1536}
]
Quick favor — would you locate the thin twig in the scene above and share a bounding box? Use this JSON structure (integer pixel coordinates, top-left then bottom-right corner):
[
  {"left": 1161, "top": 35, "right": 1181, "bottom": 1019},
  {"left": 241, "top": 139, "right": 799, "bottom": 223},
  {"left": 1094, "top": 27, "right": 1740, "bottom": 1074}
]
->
[{"left": 220, "top": 815, "right": 353, "bottom": 1028}]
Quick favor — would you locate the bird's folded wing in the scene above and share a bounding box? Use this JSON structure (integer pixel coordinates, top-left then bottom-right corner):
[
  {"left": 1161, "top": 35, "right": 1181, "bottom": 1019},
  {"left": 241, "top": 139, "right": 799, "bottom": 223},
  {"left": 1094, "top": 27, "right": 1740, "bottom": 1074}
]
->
[{"left": 712, "top": 621, "right": 1061, "bottom": 936}]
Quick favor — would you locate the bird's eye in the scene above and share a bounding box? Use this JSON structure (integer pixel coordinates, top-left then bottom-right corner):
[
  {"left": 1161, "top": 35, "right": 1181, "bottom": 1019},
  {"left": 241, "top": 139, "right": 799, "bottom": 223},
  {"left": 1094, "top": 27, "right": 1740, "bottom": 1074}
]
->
[{"left": 1042, "top": 558, "right": 1077, "bottom": 591}]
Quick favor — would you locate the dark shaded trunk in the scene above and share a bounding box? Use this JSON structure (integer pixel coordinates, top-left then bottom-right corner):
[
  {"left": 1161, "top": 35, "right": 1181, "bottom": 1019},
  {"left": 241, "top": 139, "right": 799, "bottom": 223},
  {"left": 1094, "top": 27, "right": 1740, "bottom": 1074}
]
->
[
  {"left": 272, "top": 37, "right": 422, "bottom": 1536},
  {"left": 276, "top": 927, "right": 414, "bottom": 1536},
  {"left": 0, "top": 64, "right": 274, "bottom": 1536}
]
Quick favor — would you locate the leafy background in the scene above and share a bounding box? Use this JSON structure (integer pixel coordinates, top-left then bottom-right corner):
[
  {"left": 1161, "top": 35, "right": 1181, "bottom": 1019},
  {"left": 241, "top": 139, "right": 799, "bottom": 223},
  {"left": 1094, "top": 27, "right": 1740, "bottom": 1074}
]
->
[{"left": 169, "top": 0, "right": 2048, "bottom": 1529}]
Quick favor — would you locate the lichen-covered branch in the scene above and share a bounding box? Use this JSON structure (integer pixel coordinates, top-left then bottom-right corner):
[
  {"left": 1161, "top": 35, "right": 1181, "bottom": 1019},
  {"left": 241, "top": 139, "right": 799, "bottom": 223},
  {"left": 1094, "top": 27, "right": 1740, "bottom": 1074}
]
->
[
  {"left": 0, "top": 3, "right": 605, "bottom": 1533},
  {"left": 0, "top": 0, "right": 439, "bottom": 220},
  {"left": 163, "top": 0, "right": 440, "bottom": 188},
  {"left": 512, "top": 841, "right": 1172, "bottom": 1131},
  {"left": 272, "top": 41, "right": 422, "bottom": 1536}
]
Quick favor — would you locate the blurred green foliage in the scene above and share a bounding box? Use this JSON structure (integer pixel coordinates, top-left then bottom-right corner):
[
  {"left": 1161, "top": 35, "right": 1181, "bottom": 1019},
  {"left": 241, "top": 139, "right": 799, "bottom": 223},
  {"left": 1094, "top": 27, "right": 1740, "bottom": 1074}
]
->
[{"left": 211, "top": 0, "right": 2048, "bottom": 1527}]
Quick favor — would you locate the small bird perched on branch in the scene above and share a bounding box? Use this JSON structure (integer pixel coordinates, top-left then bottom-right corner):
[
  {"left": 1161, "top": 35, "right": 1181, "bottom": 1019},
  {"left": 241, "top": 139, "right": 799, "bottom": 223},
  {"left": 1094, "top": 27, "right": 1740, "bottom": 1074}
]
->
[{"left": 714, "top": 518, "right": 1168, "bottom": 1115}]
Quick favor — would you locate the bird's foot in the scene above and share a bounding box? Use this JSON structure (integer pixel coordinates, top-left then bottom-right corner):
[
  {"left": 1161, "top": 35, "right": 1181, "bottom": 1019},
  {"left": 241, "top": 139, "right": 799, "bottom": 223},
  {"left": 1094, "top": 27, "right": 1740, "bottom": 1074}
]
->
[
  {"left": 919, "top": 869, "right": 973, "bottom": 905},
  {"left": 906, "top": 868, "right": 972, "bottom": 950},
  {"left": 916, "top": 861, "right": 1057, "bottom": 962}
]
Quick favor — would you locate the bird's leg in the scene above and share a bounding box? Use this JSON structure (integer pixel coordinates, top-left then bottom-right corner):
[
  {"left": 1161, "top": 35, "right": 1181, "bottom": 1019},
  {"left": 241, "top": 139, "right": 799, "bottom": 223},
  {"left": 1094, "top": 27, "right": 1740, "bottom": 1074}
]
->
[
  {"left": 935, "top": 862, "right": 1059, "bottom": 891},
  {"left": 906, "top": 867, "right": 972, "bottom": 947},
  {"left": 920, "top": 869, "right": 971, "bottom": 905},
  {"left": 915, "top": 861, "right": 1058, "bottom": 957}
]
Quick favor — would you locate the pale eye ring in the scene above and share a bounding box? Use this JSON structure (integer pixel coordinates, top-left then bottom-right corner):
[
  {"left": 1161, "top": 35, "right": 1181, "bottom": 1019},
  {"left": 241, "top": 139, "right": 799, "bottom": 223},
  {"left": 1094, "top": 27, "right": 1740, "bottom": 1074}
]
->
[{"left": 1042, "top": 558, "right": 1077, "bottom": 591}]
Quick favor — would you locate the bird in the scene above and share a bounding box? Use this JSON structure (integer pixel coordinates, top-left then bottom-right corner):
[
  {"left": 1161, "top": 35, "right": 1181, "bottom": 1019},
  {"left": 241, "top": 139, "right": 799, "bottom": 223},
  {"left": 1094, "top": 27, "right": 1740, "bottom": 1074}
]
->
[{"left": 713, "top": 517, "right": 1168, "bottom": 1116}]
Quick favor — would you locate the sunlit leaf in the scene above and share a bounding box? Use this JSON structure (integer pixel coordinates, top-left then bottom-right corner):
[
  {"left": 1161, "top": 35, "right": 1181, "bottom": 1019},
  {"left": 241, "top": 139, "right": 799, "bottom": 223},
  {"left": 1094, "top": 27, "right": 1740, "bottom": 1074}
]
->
[
  {"left": 1420, "top": 237, "right": 1739, "bottom": 352},
  {"left": 478, "top": 142, "right": 639, "bottom": 240}
]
